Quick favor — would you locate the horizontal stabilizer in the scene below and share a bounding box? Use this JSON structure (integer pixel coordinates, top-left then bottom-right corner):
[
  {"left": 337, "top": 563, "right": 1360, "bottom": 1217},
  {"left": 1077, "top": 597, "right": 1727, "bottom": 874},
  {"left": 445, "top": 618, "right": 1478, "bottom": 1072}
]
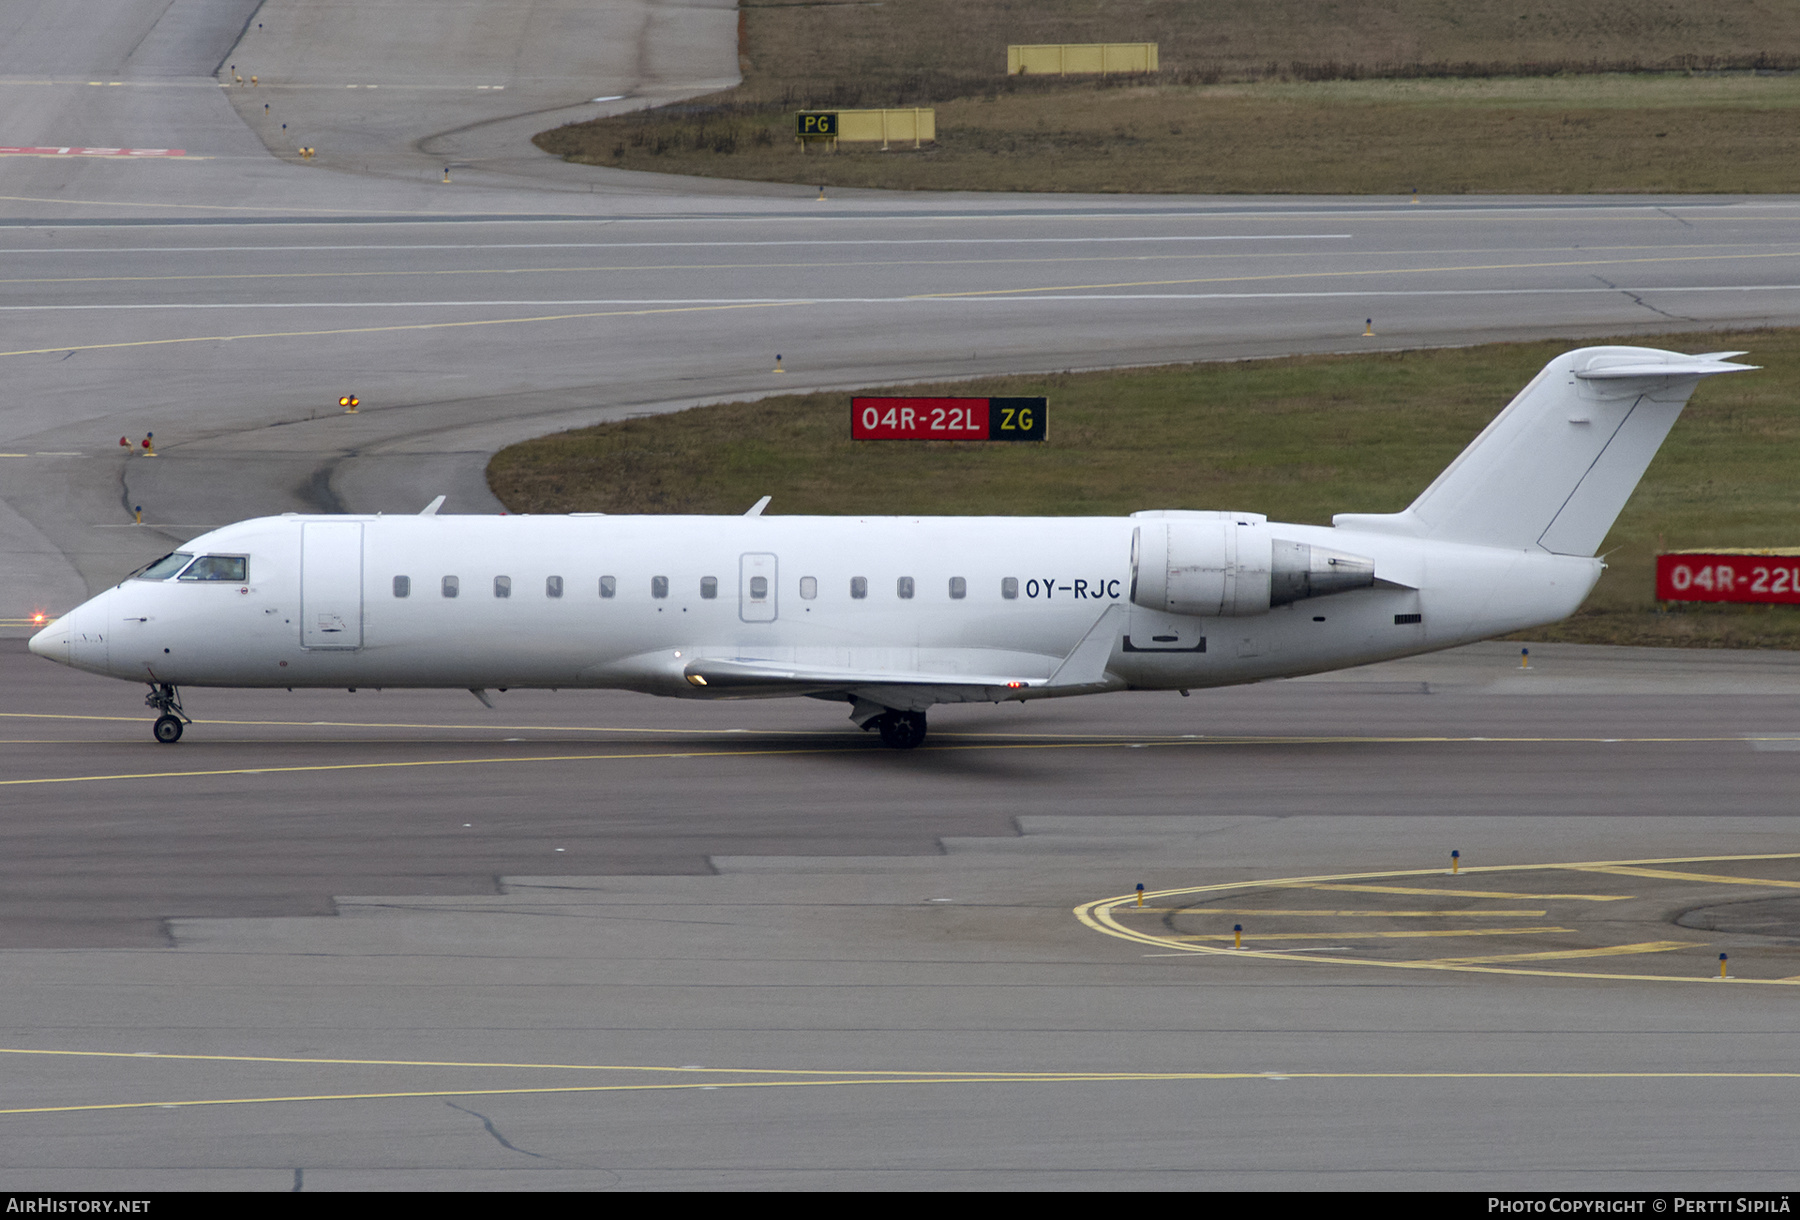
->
[{"left": 1576, "top": 359, "right": 1755, "bottom": 380}]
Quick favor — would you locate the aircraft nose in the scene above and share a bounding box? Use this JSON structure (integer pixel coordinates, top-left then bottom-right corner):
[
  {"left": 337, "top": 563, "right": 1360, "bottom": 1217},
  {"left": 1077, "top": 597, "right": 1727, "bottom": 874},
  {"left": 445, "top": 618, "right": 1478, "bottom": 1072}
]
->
[{"left": 28, "top": 611, "right": 72, "bottom": 664}]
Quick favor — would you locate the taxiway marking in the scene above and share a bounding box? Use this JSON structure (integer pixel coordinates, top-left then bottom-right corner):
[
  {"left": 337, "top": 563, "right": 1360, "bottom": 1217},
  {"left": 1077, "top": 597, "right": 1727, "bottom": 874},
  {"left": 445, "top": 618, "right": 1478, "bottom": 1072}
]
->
[
  {"left": 1077, "top": 854, "right": 1800, "bottom": 985},
  {"left": 0, "top": 298, "right": 806, "bottom": 358},
  {"left": 7, "top": 240, "right": 1788, "bottom": 286},
  {"left": 5, "top": 732, "right": 1800, "bottom": 787},
  {"left": 1165, "top": 907, "right": 1551, "bottom": 918},
  {"left": 916, "top": 248, "right": 1800, "bottom": 299},
  {"left": 4, "top": 1045, "right": 1800, "bottom": 1119},
  {"left": 1568, "top": 864, "right": 1800, "bottom": 889},
  {"left": 1174, "top": 927, "right": 1571, "bottom": 941}
]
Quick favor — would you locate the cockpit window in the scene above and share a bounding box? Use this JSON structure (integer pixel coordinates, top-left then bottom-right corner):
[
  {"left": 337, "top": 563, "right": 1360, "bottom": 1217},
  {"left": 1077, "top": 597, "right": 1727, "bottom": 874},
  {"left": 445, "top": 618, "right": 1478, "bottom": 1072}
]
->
[
  {"left": 177, "top": 555, "right": 248, "bottom": 582},
  {"left": 134, "top": 552, "right": 194, "bottom": 581}
]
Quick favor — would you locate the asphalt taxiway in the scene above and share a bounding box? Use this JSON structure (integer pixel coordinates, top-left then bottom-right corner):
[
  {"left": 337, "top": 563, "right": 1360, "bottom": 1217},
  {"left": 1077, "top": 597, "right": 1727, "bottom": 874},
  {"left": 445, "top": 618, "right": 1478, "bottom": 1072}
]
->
[{"left": 6, "top": 0, "right": 1800, "bottom": 1191}]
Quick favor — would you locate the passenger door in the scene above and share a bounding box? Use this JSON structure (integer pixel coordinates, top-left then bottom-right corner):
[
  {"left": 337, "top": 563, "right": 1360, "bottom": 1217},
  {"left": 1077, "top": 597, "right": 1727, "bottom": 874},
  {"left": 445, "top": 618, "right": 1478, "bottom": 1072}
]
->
[
  {"left": 300, "top": 521, "right": 364, "bottom": 649},
  {"left": 740, "top": 553, "right": 777, "bottom": 623}
]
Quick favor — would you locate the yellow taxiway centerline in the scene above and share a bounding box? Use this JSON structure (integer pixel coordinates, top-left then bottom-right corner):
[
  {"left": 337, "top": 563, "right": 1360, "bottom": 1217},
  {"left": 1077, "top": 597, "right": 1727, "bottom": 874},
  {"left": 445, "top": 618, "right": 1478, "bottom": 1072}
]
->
[
  {"left": 1156, "top": 908, "right": 1551, "bottom": 917},
  {"left": 0, "top": 299, "right": 806, "bottom": 359},
  {"left": 1426, "top": 942, "right": 1692, "bottom": 966},
  {"left": 1173, "top": 927, "right": 1571, "bottom": 941},
  {"left": 5, "top": 728, "right": 1798, "bottom": 788},
  {"left": 1568, "top": 864, "right": 1800, "bottom": 890},
  {"left": 912, "top": 248, "right": 1800, "bottom": 300}
]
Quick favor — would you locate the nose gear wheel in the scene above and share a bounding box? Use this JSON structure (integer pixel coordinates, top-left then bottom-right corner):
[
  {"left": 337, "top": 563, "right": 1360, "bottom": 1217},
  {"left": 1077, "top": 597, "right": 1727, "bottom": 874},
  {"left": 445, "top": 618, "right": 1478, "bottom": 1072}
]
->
[{"left": 145, "top": 683, "right": 190, "bottom": 744}]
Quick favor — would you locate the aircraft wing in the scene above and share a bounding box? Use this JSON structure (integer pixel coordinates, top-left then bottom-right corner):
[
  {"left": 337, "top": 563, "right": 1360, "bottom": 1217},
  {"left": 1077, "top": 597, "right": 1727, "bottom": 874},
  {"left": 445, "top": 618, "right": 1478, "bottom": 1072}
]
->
[{"left": 682, "top": 605, "right": 1125, "bottom": 701}]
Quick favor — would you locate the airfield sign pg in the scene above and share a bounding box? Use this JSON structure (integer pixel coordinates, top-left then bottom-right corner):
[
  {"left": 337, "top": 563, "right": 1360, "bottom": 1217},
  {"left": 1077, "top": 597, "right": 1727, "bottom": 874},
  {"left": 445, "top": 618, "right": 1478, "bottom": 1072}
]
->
[{"left": 852, "top": 396, "right": 1047, "bottom": 441}]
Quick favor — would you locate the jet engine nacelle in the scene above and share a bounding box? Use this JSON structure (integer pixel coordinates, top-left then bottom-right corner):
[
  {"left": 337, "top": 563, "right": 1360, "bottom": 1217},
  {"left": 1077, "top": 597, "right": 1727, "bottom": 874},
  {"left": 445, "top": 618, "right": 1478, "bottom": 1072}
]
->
[{"left": 1130, "top": 512, "right": 1377, "bottom": 617}]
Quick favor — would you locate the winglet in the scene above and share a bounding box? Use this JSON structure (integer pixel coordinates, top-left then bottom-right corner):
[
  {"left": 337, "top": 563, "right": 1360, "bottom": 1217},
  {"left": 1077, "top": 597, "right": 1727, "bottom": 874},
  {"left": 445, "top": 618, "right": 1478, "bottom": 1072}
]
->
[
  {"left": 1049, "top": 604, "right": 1124, "bottom": 687},
  {"left": 419, "top": 495, "right": 446, "bottom": 516},
  {"left": 745, "top": 495, "right": 772, "bottom": 517}
]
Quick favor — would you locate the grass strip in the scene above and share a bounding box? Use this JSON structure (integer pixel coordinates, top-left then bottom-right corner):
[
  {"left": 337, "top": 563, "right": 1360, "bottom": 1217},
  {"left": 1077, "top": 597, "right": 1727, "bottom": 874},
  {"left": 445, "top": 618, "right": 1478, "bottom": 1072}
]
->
[{"left": 535, "top": 1, "right": 1800, "bottom": 194}]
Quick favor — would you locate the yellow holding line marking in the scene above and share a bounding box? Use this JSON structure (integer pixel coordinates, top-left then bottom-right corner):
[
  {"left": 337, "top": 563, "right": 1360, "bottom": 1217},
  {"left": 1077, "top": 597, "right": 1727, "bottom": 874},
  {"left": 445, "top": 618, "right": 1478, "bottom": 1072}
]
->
[{"left": 1075, "top": 853, "right": 1800, "bottom": 985}]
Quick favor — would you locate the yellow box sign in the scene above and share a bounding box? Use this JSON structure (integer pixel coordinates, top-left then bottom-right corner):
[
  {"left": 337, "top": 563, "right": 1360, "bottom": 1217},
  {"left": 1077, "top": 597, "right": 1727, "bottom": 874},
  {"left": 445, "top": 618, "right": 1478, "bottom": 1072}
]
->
[
  {"left": 1006, "top": 43, "right": 1158, "bottom": 75},
  {"left": 794, "top": 108, "right": 936, "bottom": 149}
]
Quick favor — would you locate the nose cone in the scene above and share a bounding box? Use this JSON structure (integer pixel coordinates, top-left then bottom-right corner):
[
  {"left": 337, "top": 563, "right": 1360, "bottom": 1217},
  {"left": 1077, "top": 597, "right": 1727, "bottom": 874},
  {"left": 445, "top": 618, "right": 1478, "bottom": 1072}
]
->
[{"left": 28, "top": 612, "right": 72, "bottom": 665}]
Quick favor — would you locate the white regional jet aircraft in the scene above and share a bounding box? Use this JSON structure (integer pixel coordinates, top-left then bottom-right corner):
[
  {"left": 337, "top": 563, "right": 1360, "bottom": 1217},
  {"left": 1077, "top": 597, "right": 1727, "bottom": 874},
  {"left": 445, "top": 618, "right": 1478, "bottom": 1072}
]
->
[{"left": 29, "top": 346, "right": 1752, "bottom": 748}]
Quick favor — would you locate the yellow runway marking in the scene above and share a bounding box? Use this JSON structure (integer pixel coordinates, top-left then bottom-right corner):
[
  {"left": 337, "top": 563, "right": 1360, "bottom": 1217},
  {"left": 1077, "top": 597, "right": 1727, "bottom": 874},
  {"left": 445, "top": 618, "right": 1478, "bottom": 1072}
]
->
[
  {"left": 1428, "top": 942, "right": 1692, "bottom": 966},
  {"left": 1569, "top": 864, "right": 1800, "bottom": 890},
  {"left": 0, "top": 299, "right": 804, "bottom": 359},
  {"left": 1076, "top": 854, "right": 1800, "bottom": 985},
  {"left": 1174, "top": 927, "right": 1569, "bottom": 941},
  {"left": 1159, "top": 908, "right": 1550, "bottom": 917}
]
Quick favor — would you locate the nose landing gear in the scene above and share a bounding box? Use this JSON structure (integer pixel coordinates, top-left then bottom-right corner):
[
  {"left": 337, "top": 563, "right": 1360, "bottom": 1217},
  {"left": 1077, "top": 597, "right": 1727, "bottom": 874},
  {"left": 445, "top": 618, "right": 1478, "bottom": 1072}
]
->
[{"left": 145, "top": 683, "right": 189, "bottom": 744}]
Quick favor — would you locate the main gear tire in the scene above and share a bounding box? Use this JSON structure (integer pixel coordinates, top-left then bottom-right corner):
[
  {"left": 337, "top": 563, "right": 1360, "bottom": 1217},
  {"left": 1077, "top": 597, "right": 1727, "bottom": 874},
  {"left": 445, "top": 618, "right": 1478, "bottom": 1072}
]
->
[{"left": 876, "top": 710, "right": 927, "bottom": 749}]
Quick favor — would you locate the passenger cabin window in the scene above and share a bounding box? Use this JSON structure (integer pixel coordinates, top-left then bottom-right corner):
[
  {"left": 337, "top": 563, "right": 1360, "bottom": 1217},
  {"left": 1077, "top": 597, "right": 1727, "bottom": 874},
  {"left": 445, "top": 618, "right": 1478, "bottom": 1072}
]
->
[
  {"left": 546, "top": 575, "right": 563, "bottom": 598},
  {"left": 948, "top": 576, "right": 966, "bottom": 600},
  {"left": 442, "top": 576, "right": 459, "bottom": 598},
  {"left": 599, "top": 575, "right": 616, "bottom": 598},
  {"left": 749, "top": 575, "right": 769, "bottom": 600},
  {"left": 494, "top": 575, "right": 511, "bottom": 599},
  {"left": 1002, "top": 577, "right": 1019, "bottom": 600},
  {"left": 136, "top": 552, "right": 193, "bottom": 581},
  {"left": 700, "top": 576, "right": 718, "bottom": 600},
  {"left": 896, "top": 576, "right": 915, "bottom": 599},
  {"left": 393, "top": 576, "right": 411, "bottom": 598},
  {"left": 850, "top": 576, "right": 868, "bottom": 599},
  {"left": 652, "top": 576, "right": 669, "bottom": 599},
  {"left": 799, "top": 576, "right": 818, "bottom": 600},
  {"left": 178, "top": 555, "right": 247, "bottom": 582}
]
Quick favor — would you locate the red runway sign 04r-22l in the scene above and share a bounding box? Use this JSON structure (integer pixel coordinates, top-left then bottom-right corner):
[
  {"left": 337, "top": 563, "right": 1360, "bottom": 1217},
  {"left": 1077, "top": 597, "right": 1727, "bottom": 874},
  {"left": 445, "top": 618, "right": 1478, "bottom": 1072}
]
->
[
  {"left": 1656, "top": 550, "right": 1800, "bottom": 604},
  {"left": 851, "top": 396, "right": 1047, "bottom": 441}
]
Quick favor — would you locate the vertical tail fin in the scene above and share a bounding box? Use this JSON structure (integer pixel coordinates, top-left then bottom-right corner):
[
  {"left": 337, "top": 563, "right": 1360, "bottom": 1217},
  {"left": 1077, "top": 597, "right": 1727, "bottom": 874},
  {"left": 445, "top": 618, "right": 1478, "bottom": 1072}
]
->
[{"left": 1333, "top": 347, "right": 1755, "bottom": 555}]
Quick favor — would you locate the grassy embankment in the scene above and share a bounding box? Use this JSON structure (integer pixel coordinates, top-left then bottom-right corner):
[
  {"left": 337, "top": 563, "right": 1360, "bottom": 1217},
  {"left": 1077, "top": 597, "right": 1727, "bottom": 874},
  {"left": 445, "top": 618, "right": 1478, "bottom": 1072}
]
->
[
  {"left": 535, "top": 0, "right": 1800, "bottom": 194},
  {"left": 490, "top": 328, "right": 1800, "bottom": 649}
]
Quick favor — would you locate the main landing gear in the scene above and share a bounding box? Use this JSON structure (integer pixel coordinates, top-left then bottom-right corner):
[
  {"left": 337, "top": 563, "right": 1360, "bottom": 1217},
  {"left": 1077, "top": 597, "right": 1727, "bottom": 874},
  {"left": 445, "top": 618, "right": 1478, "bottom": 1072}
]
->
[
  {"left": 872, "top": 709, "right": 928, "bottom": 750},
  {"left": 145, "top": 683, "right": 189, "bottom": 744}
]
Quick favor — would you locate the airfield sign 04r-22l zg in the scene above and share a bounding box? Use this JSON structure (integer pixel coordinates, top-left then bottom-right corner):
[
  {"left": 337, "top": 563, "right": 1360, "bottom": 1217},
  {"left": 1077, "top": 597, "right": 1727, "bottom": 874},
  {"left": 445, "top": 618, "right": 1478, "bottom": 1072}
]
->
[
  {"left": 851, "top": 396, "right": 1047, "bottom": 441},
  {"left": 29, "top": 349, "right": 1754, "bottom": 749}
]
